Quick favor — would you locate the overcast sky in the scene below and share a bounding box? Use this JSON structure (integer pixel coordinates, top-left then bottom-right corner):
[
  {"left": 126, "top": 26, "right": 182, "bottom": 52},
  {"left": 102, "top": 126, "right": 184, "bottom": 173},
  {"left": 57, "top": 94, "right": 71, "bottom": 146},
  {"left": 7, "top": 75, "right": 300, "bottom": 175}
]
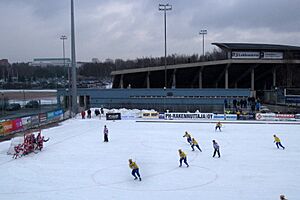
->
[{"left": 1, "top": 0, "right": 300, "bottom": 63}]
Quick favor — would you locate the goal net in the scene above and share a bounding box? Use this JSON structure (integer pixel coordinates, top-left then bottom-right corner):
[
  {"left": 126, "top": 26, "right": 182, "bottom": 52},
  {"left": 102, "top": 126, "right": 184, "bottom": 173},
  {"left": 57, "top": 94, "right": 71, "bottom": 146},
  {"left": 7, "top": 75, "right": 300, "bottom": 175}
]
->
[{"left": 7, "top": 136, "right": 24, "bottom": 155}]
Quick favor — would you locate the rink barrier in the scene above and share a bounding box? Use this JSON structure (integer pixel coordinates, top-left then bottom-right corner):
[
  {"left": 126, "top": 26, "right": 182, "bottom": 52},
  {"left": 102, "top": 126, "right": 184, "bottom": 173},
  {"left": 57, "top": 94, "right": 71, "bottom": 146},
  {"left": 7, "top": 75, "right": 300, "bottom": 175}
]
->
[{"left": 0, "top": 109, "right": 64, "bottom": 137}]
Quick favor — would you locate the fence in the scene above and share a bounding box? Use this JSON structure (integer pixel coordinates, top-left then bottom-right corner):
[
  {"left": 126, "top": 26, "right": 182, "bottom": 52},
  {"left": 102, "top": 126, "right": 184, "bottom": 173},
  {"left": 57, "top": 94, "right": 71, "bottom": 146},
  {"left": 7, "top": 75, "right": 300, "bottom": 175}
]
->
[{"left": 0, "top": 109, "right": 65, "bottom": 138}]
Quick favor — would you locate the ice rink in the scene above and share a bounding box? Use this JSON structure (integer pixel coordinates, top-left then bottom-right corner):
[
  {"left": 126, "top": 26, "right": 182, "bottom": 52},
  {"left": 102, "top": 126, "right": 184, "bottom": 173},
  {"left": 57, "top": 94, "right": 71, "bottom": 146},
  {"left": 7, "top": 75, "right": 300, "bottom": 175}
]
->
[{"left": 0, "top": 116, "right": 299, "bottom": 200}]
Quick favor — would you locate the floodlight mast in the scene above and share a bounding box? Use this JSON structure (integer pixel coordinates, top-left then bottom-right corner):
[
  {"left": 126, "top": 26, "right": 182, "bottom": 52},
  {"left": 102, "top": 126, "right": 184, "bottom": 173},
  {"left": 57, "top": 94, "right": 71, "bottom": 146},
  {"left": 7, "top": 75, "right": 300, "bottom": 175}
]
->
[
  {"left": 199, "top": 29, "right": 207, "bottom": 58},
  {"left": 159, "top": 3, "right": 172, "bottom": 89},
  {"left": 71, "top": 0, "right": 78, "bottom": 116}
]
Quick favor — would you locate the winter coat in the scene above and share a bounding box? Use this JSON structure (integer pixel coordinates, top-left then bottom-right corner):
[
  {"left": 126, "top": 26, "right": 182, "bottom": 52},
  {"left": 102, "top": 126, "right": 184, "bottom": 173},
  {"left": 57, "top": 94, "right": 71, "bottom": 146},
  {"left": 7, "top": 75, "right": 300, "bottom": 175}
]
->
[
  {"left": 179, "top": 151, "right": 187, "bottom": 158},
  {"left": 213, "top": 142, "right": 219, "bottom": 150},
  {"left": 274, "top": 136, "right": 281, "bottom": 142},
  {"left": 192, "top": 138, "right": 198, "bottom": 145},
  {"left": 129, "top": 162, "right": 139, "bottom": 169}
]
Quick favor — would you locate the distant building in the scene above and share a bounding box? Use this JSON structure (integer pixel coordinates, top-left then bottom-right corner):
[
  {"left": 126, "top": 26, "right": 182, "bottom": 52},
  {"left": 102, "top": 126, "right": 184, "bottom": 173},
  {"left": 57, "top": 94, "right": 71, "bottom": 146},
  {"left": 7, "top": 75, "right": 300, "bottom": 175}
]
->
[
  {"left": 30, "top": 58, "right": 71, "bottom": 67},
  {"left": 92, "top": 58, "right": 100, "bottom": 63},
  {"left": 0, "top": 59, "right": 9, "bottom": 67}
]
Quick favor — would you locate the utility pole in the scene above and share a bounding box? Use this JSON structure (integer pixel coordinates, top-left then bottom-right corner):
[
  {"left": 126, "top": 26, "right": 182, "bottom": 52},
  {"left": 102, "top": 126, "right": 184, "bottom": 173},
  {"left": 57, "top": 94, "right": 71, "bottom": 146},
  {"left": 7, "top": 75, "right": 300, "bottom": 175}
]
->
[
  {"left": 159, "top": 3, "right": 172, "bottom": 88},
  {"left": 199, "top": 29, "right": 207, "bottom": 59},
  {"left": 71, "top": 0, "right": 78, "bottom": 116}
]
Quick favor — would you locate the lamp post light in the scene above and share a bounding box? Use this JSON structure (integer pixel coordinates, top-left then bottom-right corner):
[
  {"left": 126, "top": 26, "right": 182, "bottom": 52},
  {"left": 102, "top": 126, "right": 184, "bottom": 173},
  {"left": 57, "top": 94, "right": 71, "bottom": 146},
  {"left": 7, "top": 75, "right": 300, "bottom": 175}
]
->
[
  {"left": 159, "top": 3, "right": 172, "bottom": 89},
  {"left": 199, "top": 29, "right": 207, "bottom": 59}
]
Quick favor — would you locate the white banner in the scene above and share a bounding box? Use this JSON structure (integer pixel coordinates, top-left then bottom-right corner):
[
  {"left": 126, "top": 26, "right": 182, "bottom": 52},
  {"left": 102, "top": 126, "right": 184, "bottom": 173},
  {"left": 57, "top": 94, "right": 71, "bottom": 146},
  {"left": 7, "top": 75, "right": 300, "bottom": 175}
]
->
[
  {"left": 262, "top": 52, "right": 283, "bottom": 59},
  {"left": 164, "top": 113, "right": 213, "bottom": 120},
  {"left": 256, "top": 113, "right": 276, "bottom": 121},
  {"left": 232, "top": 51, "right": 260, "bottom": 59},
  {"left": 256, "top": 113, "right": 296, "bottom": 121},
  {"left": 21, "top": 116, "right": 31, "bottom": 126}
]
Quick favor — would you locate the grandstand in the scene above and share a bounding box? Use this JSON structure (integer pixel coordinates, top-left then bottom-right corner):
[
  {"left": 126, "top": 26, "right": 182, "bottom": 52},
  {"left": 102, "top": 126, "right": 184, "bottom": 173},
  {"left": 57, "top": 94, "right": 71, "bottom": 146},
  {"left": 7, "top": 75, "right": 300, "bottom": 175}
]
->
[
  {"left": 57, "top": 43, "right": 300, "bottom": 112},
  {"left": 112, "top": 43, "right": 300, "bottom": 90}
]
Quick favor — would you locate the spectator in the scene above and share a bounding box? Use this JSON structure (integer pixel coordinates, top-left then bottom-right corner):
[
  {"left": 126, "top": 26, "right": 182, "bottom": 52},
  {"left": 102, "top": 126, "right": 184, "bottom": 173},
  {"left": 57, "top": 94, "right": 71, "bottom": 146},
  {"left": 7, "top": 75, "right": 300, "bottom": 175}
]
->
[
  {"left": 233, "top": 99, "right": 237, "bottom": 109},
  {"left": 224, "top": 98, "right": 228, "bottom": 108},
  {"left": 256, "top": 101, "right": 261, "bottom": 111},
  {"left": 87, "top": 109, "right": 92, "bottom": 118},
  {"left": 81, "top": 111, "right": 85, "bottom": 119},
  {"left": 94, "top": 109, "right": 100, "bottom": 116}
]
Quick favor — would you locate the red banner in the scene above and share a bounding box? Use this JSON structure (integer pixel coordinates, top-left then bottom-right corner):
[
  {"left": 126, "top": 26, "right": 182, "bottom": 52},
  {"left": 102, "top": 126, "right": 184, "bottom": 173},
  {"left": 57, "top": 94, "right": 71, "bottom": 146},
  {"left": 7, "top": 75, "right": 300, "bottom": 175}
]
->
[{"left": 12, "top": 118, "right": 23, "bottom": 132}]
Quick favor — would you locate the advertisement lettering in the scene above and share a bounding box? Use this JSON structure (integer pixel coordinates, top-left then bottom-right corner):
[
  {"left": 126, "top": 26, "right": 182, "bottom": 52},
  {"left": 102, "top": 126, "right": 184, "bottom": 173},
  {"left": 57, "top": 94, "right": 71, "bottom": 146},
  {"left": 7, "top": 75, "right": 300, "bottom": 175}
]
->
[
  {"left": 232, "top": 51, "right": 260, "bottom": 59},
  {"left": 39, "top": 113, "right": 47, "bottom": 123},
  {"left": 0, "top": 121, "right": 13, "bottom": 136},
  {"left": 142, "top": 112, "right": 159, "bottom": 119},
  {"left": 12, "top": 118, "right": 23, "bottom": 131},
  {"left": 262, "top": 52, "right": 283, "bottom": 59},
  {"left": 106, "top": 113, "right": 121, "bottom": 120},
  {"left": 21, "top": 116, "right": 31, "bottom": 126},
  {"left": 31, "top": 115, "right": 39, "bottom": 126},
  {"left": 256, "top": 113, "right": 276, "bottom": 121},
  {"left": 165, "top": 113, "right": 213, "bottom": 120}
]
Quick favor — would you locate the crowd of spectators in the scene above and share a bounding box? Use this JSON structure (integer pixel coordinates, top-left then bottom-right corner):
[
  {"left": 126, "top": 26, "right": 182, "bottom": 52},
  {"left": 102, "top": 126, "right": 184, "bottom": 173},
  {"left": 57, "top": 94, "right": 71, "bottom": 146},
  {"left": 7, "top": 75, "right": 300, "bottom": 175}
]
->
[{"left": 224, "top": 97, "right": 261, "bottom": 116}]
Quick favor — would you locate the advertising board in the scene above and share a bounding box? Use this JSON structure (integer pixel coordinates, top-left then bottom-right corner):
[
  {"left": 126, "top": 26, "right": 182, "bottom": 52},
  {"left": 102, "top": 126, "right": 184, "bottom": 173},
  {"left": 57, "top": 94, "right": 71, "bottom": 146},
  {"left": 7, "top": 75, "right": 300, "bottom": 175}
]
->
[
  {"left": 256, "top": 113, "right": 296, "bottom": 121},
  {"left": 106, "top": 113, "right": 121, "bottom": 120},
  {"left": 12, "top": 118, "right": 23, "bottom": 132},
  {"left": 262, "top": 52, "right": 283, "bottom": 59},
  {"left": 39, "top": 113, "right": 47, "bottom": 124},
  {"left": 142, "top": 112, "right": 159, "bottom": 119},
  {"left": 165, "top": 113, "right": 213, "bottom": 120},
  {"left": 256, "top": 113, "right": 276, "bottom": 120},
  {"left": 31, "top": 115, "right": 39, "bottom": 126},
  {"left": 21, "top": 116, "right": 31, "bottom": 126},
  {"left": 232, "top": 51, "right": 260, "bottom": 59}
]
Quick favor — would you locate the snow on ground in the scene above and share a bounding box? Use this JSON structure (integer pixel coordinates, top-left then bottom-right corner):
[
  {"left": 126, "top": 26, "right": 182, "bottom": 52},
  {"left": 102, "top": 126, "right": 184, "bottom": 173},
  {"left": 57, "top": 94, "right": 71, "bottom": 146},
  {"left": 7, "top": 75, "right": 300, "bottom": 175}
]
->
[{"left": 0, "top": 113, "right": 299, "bottom": 200}]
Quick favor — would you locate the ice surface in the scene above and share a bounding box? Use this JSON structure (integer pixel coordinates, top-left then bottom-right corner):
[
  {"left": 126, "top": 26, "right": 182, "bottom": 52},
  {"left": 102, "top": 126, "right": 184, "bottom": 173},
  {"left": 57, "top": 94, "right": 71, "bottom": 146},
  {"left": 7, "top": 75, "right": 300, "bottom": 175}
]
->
[{"left": 0, "top": 113, "right": 299, "bottom": 200}]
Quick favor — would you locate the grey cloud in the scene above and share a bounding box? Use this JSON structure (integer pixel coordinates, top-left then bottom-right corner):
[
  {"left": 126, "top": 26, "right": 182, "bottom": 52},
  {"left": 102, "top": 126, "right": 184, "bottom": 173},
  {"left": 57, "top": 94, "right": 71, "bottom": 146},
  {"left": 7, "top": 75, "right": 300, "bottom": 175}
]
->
[{"left": 0, "top": 0, "right": 299, "bottom": 63}]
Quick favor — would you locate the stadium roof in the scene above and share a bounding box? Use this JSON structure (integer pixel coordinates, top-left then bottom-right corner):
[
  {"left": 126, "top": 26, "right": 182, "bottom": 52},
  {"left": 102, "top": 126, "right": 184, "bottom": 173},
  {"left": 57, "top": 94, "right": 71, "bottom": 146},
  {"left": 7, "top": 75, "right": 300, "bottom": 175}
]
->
[{"left": 212, "top": 43, "right": 300, "bottom": 51}]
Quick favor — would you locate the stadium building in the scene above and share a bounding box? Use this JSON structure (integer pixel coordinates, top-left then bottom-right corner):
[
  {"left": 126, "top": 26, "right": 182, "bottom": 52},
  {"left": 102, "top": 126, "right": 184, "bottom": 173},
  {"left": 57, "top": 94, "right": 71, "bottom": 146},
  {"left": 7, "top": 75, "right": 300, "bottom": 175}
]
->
[{"left": 57, "top": 43, "right": 300, "bottom": 112}]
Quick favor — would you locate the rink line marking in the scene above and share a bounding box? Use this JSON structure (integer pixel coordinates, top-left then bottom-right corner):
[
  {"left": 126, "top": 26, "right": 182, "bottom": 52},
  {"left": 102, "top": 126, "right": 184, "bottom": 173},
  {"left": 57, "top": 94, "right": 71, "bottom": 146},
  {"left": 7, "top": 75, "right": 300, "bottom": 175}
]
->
[
  {"left": 136, "top": 120, "right": 300, "bottom": 125},
  {"left": 0, "top": 185, "right": 99, "bottom": 195},
  {"left": 92, "top": 164, "right": 218, "bottom": 191}
]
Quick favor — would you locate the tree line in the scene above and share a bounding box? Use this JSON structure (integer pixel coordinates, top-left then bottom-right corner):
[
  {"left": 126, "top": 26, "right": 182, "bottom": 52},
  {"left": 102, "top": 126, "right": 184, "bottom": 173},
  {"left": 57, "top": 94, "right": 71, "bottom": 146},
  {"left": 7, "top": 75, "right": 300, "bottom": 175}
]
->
[{"left": 1, "top": 49, "right": 226, "bottom": 83}]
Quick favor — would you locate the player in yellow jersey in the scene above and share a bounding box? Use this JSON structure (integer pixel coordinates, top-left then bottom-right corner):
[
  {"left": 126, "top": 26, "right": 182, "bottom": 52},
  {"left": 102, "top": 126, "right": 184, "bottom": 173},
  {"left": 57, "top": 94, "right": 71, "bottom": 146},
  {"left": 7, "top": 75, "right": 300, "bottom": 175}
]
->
[
  {"left": 128, "top": 159, "right": 142, "bottom": 181},
  {"left": 273, "top": 135, "right": 285, "bottom": 149},
  {"left": 178, "top": 149, "right": 189, "bottom": 167},
  {"left": 183, "top": 131, "right": 192, "bottom": 144},
  {"left": 215, "top": 121, "right": 222, "bottom": 131},
  {"left": 191, "top": 138, "right": 202, "bottom": 152}
]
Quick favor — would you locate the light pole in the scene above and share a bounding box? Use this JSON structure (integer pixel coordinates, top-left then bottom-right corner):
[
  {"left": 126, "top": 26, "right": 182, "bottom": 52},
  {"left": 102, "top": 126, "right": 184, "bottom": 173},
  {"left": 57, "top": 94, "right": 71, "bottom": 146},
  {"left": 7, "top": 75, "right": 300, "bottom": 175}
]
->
[
  {"left": 60, "top": 35, "right": 71, "bottom": 118},
  {"left": 159, "top": 3, "right": 172, "bottom": 88},
  {"left": 71, "top": 0, "right": 78, "bottom": 116},
  {"left": 1, "top": 93, "right": 4, "bottom": 116},
  {"left": 199, "top": 29, "right": 207, "bottom": 59}
]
